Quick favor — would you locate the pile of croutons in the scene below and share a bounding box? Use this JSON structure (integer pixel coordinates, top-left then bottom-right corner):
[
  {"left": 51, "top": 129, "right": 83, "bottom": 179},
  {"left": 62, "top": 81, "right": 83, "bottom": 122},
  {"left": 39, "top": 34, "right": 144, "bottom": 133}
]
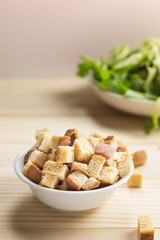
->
[{"left": 23, "top": 128, "right": 132, "bottom": 191}]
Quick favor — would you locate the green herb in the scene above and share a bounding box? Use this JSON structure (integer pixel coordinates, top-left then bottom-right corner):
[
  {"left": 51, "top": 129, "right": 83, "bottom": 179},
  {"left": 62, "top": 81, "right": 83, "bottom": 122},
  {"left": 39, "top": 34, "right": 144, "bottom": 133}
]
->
[{"left": 77, "top": 38, "right": 160, "bottom": 133}]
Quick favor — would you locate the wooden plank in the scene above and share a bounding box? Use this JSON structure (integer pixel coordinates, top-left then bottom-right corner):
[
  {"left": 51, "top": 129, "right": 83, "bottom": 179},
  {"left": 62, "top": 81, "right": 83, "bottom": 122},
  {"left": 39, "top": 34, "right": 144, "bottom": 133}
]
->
[{"left": 0, "top": 144, "right": 160, "bottom": 230}]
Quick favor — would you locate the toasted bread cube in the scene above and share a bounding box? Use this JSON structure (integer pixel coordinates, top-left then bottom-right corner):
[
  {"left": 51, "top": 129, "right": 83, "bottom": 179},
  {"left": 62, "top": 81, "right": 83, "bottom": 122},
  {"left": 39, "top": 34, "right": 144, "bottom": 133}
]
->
[
  {"left": 56, "top": 181, "right": 68, "bottom": 190},
  {"left": 92, "top": 130, "right": 107, "bottom": 139},
  {"left": 117, "top": 159, "right": 131, "bottom": 178},
  {"left": 55, "top": 146, "right": 74, "bottom": 163},
  {"left": 65, "top": 128, "right": 85, "bottom": 145},
  {"left": 138, "top": 216, "right": 154, "bottom": 240},
  {"left": 71, "top": 162, "right": 88, "bottom": 175},
  {"left": 59, "top": 136, "right": 71, "bottom": 146},
  {"left": 104, "top": 135, "right": 118, "bottom": 150},
  {"left": 74, "top": 138, "right": 94, "bottom": 163},
  {"left": 42, "top": 161, "right": 69, "bottom": 180},
  {"left": 48, "top": 148, "right": 56, "bottom": 161},
  {"left": 50, "top": 136, "right": 62, "bottom": 149},
  {"left": 87, "top": 136, "right": 103, "bottom": 148},
  {"left": 28, "top": 150, "right": 47, "bottom": 169},
  {"left": 132, "top": 150, "right": 147, "bottom": 167},
  {"left": 35, "top": 128, "right": 51, "bottom": 138},
  {"left": 66, "top": 171, "right": 88, "bottom": 191},
  {"left": 97, "top": 166, "right": 119, "bottom": 185},
  {"left": 24, "top": 147, "right": 36, "bottom": 164},
  {"left": 40, "top": 173, "right": 58, "bottom": 189},
  {"left": 82, "top": 177, "right": 100, "bottom": 190},
  {"left": 117, "top": 146, "right": 128, "bottom": 152},
  {"left": 37, "top": 134, "right": 52, "bottom": 153},
  {"left": 87, "top": 155, "right": 105, "bottom": 178},
  {"left": 106, "top": 152, "right": 131, "bottom": 167},
  {"left": 128, "top": 170, "right": 143, "bottom": 188},
  {"left": 23, "top": 162, "right": 42, "bottom": 184},
  {"left": 95, "top": 142, "right": 115, "bottom": 159}
]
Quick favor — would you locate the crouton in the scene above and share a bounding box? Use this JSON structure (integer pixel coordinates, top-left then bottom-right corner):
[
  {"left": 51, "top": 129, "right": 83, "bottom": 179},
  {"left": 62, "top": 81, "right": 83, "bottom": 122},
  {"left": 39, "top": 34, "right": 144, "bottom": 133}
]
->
[
  {"left": 24, "top": 147, "right": 36, "bottom": 164},
  {"left": 65, "top": 128, "right": 85, "bottom": 145},
  {"left": 59, "top": 136, "right": 72, "bottom": 146},
  {"left": 87, "top": 136, "right": 103, "bottom": 148},
  {"left": 104, "top": 135, "right": 118, "bottom": 150},
  {"left": 95, "top": 142, "right": 115, "bottom": 159},
  {"left": 40, "top": 173, "right": 58, "bottom": 189},
  {"left": 92, "top": 130, "right": 107, "bottom": 139},
  {"left": 82, "top": 177, "right": 100, "bottom": 190},
  {"left": 28, "top": 149, "right": 47, "bottom": 169},
  {"left": 74, "top": 138, "right": 94, "bottom": 163},
  {"left": 48, "top": 148, "right": 56, "bottom": 161},
  {"left": 117, "top": 146, "right": 128, "bottom": 152},
  {"left": 23, "top": 162, "right": 42, "bottom": 184},
  {"left": 117, "top": 159, "right": 131, "bottom": 178},
  {"left": 106, "top": 152, "right": 131, "bottom": 167},
  {"left": 71, "top": 162, "right": 88, "bottom": 175},
  {"left": 98, "top": 166, "right": 119, "bottom": 185},
  {"left": 50, "top": 136, "right": 62, "bottom": 149},
  {"left": 56, "top": 181, "right": 68, "bottom": 190},
  {"left": 55, "top": 146, "right": 74, "bottom": 163},
  {"left": 66, "top": 171, "right": 88, "bottom": 191},
  {"left": 132, "top": 150, "right": 147, "bottom": 167},
  {"left": 37, "top": 134, "right": 52, "bottom": 153},
  {"left": 128, "top": 170, "right": 143, "bottom": 188},
  {"left": 42, "top": 161, "right": 69, "bottom": 180},
  {"left": 138, "top": 216, "right": 154, "bottom": 240},
  {"left": 87, "top": 155, "right": 105, "bottom": 178},
  {"left": 35, "top": 128, "right": 51, "bottom": 139}
]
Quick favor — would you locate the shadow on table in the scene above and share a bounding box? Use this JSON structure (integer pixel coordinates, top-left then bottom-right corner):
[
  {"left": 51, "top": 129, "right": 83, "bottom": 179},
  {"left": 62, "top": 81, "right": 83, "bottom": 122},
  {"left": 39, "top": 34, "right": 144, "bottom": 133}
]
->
[{"left": 54, "top": 84, "right": 145, "bottom": 134}]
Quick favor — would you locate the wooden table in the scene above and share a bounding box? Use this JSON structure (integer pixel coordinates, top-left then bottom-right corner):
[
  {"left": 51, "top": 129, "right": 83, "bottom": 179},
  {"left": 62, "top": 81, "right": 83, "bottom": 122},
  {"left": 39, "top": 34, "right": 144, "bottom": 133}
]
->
[{"left": 0, "top": 78, "right": 160, "bottom": 239}]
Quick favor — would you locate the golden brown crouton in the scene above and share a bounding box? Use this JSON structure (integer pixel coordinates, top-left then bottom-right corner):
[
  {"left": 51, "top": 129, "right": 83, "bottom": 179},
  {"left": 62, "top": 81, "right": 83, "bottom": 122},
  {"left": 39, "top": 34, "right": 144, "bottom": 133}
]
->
[
  {"left": 95, "top": 142, "right": 115, "bottom": 159},
  {"left": 132, "top": 150, "right": 147, "bottom": 167},
  {"left": 24, "top": 147, "right": 36, "bottom": 164},
  {"left": 82, "top": 177, "right": 100, "bottom": 190},
  {"left": 97, "top": 166, "right": 119, "bottom": 185},
  {"left": 117, "top": 159, "right": 131, "bottom": 178},
  {"left": 42, "top": 161, "right": 69, "bottom": 180},
  {"left": 28, "top": 149, "right": 48, "bottom": 169},
  {"left": 40, "top": 173, "right": 58, "bottom": 189},
  {"left": 104, "top": 135, "right": 118, "bottom": 150},
  {"left": 37, "top": 134, "right": 52, "bottom": 153},
  {"left": 71, "top": 162, "right": 88, "bottom": 175},
  {"left": 59, "top": 136, "right": 72, "bottom": 146},
  {"left": 50, "top": 136, "right": 62, "bottom": 149},
  {"left": 35, "top": 128, "right": 51, "bottom": 139},
  {"left": 128, "top": 170, "right": 143, "bottom": 188},
  {"left": 66, "top": 171, "right": 88, "bottom": 191},
  {"left": 138, "top": 216, "right": 154, "bottom": 240},
  {"left": 23, "top": 162, "right": 42, "bottom": 184},
  {"left": 87, "top": 155, "right": 105, "bottom": 178},
  {"left": 74, "top": 138, "right": 94, "bottom": 163},
  {"left": 55, "top": 146, "right": 74, "bottom": 163},
  {"left": 48, "top": 148, "right": 56, "bottom": 161},
  {"left": 87, "top": 136, "right": 103, "bottom": 148}
]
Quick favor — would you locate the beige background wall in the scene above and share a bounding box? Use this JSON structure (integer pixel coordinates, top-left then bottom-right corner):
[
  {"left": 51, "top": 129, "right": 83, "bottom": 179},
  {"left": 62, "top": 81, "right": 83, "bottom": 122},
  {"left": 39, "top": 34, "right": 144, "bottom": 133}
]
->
[{"left": 0, "top": 0, "right": 160, "bottom": 77}]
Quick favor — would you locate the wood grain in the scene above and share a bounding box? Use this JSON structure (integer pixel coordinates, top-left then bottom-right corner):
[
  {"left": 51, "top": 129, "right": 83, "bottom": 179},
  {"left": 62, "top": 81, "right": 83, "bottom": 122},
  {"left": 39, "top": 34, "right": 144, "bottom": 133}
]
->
[{"left": 0, "top": 78, "right": 160, "bottom": 239}]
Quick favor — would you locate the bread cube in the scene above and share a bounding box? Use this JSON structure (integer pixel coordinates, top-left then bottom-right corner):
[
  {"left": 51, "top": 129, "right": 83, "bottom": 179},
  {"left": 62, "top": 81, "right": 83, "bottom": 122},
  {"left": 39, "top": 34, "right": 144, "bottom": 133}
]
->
[
  {"left": 40, "top": 173, "right": 58, "bottom": 189},
  {"left": 82, "top": 177, "right": 100, "bottom": 190},
  {"left": 138, "top": 216, "right": 154, "bottom": 240},
  {"left": 95, "top": 142, "right": 115, "bottom": 159},
  {"left": 24, "top": 147, "right": 36, "bottom": 164},
  {"left": 55, "top": 146, "right": 74, "bottom": 163},
  {"left": 35, "top": 128, "right": 51, "bottom": 139},
  {"left": 28, "top": 149, "right": 47, "bottom": 169},
  {"left": 97, "top": 166, "right": 119, "bottom": 185},
  {"left": 66, "top": 171, "right": 88, "bottom": 191},
  {"left": 132, "top": 150, "right": 147, "bottom": 167},
  {"left": 104, "top": 135, "right": 118, "bottom": 150},
  {"left": 71, "top": 162, "right": 88, "bottom": 175},
  {"left": 73, "top": 138, "right": 94, "bottom": 163},
  {"left": 92, "top": 130, "right": 107, "bottom": 139},
  {"left": 59, "top": 136, "right": 71, "bottom": 146},
  {"left": 38, "top": 134, "right": 52, "bottom": 153},
  {"left": 56, "top": 181, "right": 68, "bottom": 190},
  {"left": 42, "top": 161, "right": 69, "bottom": 180},
  {"left": 48, "top": 148, "right": 56, "bottom": 161},
  {"left": 106, "top": 152, "right": 131, "bottom": 167},
  {"left": 117, "top": 159, "right": 131, "bottom": 178},
  {"left": 23, "top": 162, "right": 42, "bottom": 184},
  {"left": 87, "top": 155, "right": 105, "bottom": 178},
  {"left": 65, "top": 128, "right": 86, "bottom": 145},
  {"left": 87, "top": 136, "right": 103, "bottom": 148},
  {"left": 128, "top": 170, "right": 143, "bottom": 188},
  {"left": 50, "top": 136, "right": 62, "bottom": 149},
  {"left": 117, "top": 146, "right": 128, "bottom": 152}
]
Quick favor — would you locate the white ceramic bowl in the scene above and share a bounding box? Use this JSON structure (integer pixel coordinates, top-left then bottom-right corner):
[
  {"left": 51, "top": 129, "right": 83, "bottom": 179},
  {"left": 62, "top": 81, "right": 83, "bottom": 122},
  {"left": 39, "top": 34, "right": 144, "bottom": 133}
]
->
[
  {"left": 89, "top": 82, "right": 159, "bottom": 117},
  {"left": 14, "top": 146, "right": 134, "bottom": 211}
]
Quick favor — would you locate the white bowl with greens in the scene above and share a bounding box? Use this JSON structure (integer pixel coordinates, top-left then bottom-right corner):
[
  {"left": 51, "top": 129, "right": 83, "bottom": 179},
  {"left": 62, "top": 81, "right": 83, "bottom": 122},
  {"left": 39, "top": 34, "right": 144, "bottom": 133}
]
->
[{"left": 77, "top": 38, "right": 160, "bottom": 133}]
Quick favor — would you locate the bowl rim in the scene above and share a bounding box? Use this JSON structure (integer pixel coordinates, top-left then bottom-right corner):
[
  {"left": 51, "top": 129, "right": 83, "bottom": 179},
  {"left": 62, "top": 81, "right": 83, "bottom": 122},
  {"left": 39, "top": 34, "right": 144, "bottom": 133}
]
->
[
  {"left": 88, "top": 80, "right": 156, "bottom": 105},
  {"left": 14, "top": 145, "right": 134, "bottom": 195}
]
